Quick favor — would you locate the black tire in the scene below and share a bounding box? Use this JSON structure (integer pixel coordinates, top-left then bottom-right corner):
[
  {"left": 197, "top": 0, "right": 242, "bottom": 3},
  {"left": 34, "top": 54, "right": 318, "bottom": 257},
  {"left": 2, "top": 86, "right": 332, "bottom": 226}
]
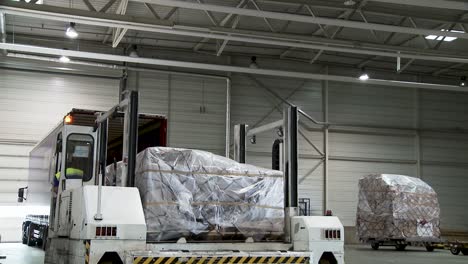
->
[
  {"left": 22, "top": 236, "right": 27, "bottom": 244},
  {"left": 461, "top": 249, "right": 468, "bottom": 255},
  {"left": 450, "top": 246, "right": 461, "bottom": 255},
  {"left": 425, "top": 245, "right": 434, "bottom": 252},
  {"left": 371, "top": 241, "right": 379, "bottom": 250},
  {"left": 395, "top": 244, "right": 407, "bottom": 251}
]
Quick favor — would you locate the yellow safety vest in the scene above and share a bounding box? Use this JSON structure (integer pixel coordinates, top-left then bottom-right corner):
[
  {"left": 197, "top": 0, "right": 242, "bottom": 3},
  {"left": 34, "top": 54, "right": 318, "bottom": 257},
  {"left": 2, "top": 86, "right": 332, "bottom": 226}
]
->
[{"left": 55, "top": 168, "right": 84, "bottom": 179}]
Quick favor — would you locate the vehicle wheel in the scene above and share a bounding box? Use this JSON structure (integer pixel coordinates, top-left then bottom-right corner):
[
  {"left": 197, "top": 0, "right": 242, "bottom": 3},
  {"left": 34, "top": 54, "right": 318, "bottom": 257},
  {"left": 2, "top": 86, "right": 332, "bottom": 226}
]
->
[
  {"left": 461, "top": 249, "right": 468, "bottom": 255},
  {"left": 22, "top": 236, "right": 27, "bottom": 244},
  {"left": 395, "top": 244, "right": 407, "bottom": 251},
  {"left": 371, "top": 241, "right": 379, "bottom": 250},
  {"left": 450, "top": 246, "right": 461, "bottom": 255},
  {"left": 425, "top": 245, "right": 434, "bottom": 252}
]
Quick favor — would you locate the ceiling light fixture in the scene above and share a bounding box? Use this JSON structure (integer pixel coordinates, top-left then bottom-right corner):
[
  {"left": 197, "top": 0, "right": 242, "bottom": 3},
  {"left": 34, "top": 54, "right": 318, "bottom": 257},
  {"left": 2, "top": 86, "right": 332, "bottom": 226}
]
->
[
  {"left": 425, "top": 29, "right": 464, "bottom": 42},
  {"left": 65, "top": 22, "right": 79, "bottom": 39},
  {"left": 249, "top": 56, "right": 259, "bottom": 69},
  {"left": 344, "top": 0, "right": 356, "bottom": 6},
  {"left": 129, "top": 45, "right": 139, "bottom": 58},
  {"left": 460, "top": 76, "right": 467, "bottom": 87},
  {"left": 358, "top": 68, "right": 369, "bottom": 81},
  {"left": 59, "top": 55, "right": 70, "bottom": 63}
]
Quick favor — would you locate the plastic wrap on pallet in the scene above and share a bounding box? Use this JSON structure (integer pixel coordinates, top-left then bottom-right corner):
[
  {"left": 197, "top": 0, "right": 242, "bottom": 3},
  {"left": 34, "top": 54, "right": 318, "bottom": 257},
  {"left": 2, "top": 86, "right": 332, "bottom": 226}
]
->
[
  {"left": 356, "top": 174, "right": 440, "bottom": 242},
  {"left": 107, "top": 147, "right": 284, "bottom": 241}
]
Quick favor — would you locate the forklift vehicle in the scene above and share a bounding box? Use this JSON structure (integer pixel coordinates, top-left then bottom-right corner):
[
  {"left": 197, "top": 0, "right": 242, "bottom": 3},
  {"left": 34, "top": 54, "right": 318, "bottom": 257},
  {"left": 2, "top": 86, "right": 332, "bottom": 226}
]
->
[{"left": 23, "top": 90, "right": 344, "bottom": 264}]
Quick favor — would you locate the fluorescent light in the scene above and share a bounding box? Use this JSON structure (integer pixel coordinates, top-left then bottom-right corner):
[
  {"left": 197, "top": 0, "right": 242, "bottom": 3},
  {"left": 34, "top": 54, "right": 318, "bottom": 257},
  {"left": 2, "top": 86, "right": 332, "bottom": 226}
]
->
[
  {"left": 65, "top": 22, "right": 79, "bottom": 39},
  {"left": 425, "top": 29, "right": 464, "bottom": 42},
  {"left": 59, "top": 55, "right": 70, "bottom": 63},
  {"left": 249, "top": 56, "right": 259, "bottom": 69},
  {"left": 128, "top": 45, "right": 139, "bottom": 58},
  {"left": 359, "top": 73, "right": 369, "bottom": 81},
  {"left": 358, "top": 68, "right": 369, "bottom": 81},
  {"left": 11, "top": 0, "right": 43, "bottom": 3},
  {"left": 461, "top": 76, "right": 467, "bottom": 87}
]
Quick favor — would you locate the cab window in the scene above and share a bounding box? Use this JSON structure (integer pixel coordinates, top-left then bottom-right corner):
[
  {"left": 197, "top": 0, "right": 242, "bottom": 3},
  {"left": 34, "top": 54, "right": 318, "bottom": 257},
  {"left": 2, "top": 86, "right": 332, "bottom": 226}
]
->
[{"left": 65, "top": 134, "right": 94, "bottom": 182}]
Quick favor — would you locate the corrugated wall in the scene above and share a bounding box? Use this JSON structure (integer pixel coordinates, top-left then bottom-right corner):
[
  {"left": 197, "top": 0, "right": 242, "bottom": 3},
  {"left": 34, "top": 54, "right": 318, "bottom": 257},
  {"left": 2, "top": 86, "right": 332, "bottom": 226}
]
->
[
  {"left": 420, "top": 90, "right": 468, "bottom": 233},
  {"left": 230, "top": 74, "right": 468, "bottom": 233},
  {"left": 0, "top": 68, "right": 120, "bottom": 241},
  {"left": 131, "top": 71, "right": 228, "bottom": 155},
  {"left": 1, "top": 67, "right": 467, "bottom": 242},
  {"left": 0, "top": 69, "right": 120, "bottom": 205}
]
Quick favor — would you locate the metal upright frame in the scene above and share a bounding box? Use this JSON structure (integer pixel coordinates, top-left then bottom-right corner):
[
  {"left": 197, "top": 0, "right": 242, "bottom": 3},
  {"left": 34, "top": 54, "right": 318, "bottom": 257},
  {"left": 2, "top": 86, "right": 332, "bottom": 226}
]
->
[{"left": 233, "top": 105, "right": 299, "bottom": 243}]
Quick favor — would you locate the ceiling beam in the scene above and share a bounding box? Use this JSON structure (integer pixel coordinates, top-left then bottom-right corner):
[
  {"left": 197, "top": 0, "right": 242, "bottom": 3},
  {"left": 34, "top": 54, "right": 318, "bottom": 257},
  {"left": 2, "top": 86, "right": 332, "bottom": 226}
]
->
[
  {"left": 2, "top": 1, "right": 468, "bottom": 64},
  {"left": 1, "top": 42, "right": 464, "bottom": 92},
  {"left": 81, "top": 0, "right": 97, "bottom": 12},
  {"left": 308, "top": 0, "right": 368, "bottom": 64},
  {"left": 262, "top": 0, "right": 466, "bottom": 26},
  {"left": 193, "top": 0, "right": 248, "bottom": 52},
  {"left": 130, "top": 0, "right": 468, "bottom": 39},
  {"left": 432, "top": 63, "right": 465, "bottom": 76},
  {"left": 369, "top": 0, "right": 468, "bottom": 11},
  {"left": 144, "top": 3, "right": 161, "bottom": 20},
  {"left": 99, "top": 0, "right": 118, "bottom": 13}
]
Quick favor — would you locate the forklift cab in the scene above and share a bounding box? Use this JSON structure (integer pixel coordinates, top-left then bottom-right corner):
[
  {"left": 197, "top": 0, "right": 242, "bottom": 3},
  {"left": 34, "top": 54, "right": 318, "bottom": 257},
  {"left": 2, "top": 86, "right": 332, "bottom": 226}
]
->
[
  {"left": 49, "top": 123, "right": 98, "bottom": 235},
  {"left": 54, "top": 124, "right": 98, "bottom": 192}
]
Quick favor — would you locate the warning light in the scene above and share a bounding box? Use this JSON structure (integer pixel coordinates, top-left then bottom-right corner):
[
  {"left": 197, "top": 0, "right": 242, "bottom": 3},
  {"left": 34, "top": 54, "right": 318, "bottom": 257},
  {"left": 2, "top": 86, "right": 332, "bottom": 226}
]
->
[{"left": 64, "top": 115, "right": 73, "bottom": 124}]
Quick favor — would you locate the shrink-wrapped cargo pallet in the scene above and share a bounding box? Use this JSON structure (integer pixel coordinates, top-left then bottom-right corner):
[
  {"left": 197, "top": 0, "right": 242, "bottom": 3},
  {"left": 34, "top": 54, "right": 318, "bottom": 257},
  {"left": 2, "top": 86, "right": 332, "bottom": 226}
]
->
[
  {"left": 356, "top": 174, "right": 440, "bottom": 242},
  {"left": 108, "top": 147, "right": 284, "bottom": 241}
]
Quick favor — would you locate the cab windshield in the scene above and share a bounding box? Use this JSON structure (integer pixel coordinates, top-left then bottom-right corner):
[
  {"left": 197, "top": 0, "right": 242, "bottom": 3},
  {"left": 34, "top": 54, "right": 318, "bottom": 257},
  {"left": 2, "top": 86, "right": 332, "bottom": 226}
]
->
[{"left": 65, "top": 134, "right": 94, "bottom": 182}]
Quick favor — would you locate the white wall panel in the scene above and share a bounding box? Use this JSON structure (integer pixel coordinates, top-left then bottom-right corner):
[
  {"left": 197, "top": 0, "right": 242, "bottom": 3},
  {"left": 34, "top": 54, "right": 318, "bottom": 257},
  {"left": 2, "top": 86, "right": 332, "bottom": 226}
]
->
[
  {"left": 0, "top": 69, "right": 119, "bottom": 241},
  {"left": 420, "top": 90, "right": 468, "bottom": 129},
  {"left": 1, "top": 60, "right": 468, "bottom": 243},
  {"left": 330, "top": 133, "right": 415, "bottom": 160},
  {"left": 135, "top": 72, "right": 169, "bottom": 115},
  {"left": 0, "top": 69, "right": 119, "bottom": 141},
  {"left": 423, "top": 166, "right": 468, "bottom": 232},
  {"left": 328, "top": 83, "right": 415, "bottom": 127},
  {"left": 419, "top": 90, "right": 468, "bottom": 231},
  {"left": 136, "top": 73, "right": 227, "bottom": 155}
]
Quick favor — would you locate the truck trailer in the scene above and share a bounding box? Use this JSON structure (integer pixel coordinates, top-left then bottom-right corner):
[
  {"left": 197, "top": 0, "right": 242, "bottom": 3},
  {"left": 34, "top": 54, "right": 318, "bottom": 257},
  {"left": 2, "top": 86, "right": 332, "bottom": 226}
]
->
[{"left": 24, "top": 91, "right": 344, "bottom": 264}]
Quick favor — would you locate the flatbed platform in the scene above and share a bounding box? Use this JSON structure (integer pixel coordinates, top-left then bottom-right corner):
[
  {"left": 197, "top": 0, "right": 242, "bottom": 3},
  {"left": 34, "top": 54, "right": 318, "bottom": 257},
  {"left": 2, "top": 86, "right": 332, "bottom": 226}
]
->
[{"left": 128, "top": 250, "right": 311, "bottom": 264}]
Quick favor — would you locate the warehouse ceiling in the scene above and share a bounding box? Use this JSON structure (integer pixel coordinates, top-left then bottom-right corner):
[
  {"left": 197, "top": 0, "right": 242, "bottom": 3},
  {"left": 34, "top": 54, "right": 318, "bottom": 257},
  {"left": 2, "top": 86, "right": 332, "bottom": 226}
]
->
[{"left": 1, "top": 0, "right": 468, "bottom": 82}]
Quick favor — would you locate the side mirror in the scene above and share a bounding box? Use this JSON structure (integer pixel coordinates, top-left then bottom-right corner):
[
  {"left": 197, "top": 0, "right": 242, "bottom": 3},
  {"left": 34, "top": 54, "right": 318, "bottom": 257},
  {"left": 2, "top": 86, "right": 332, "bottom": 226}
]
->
[{"left": 17, "top": 187, "right": 28, "bottom": 203}]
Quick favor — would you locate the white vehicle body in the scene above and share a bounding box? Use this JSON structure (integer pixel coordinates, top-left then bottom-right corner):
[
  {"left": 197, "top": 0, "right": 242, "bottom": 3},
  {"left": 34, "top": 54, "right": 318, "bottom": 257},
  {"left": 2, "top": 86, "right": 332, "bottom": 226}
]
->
[
  {"left": 35, "top": 97, "right": 344, "bottom": 264},
  {"left": 45, "top": 185, "right": 344, "bottom": 264}
]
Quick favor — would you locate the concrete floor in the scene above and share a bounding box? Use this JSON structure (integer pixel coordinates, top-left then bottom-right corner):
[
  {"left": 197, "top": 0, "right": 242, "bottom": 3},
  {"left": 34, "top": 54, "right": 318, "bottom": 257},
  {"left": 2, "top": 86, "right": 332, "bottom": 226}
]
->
[
  {"left": 0, "top": 243, "right": 466, "bottom": 264},
  {"left": 0, "top": 243, "right": 44, "bottom": 264},
  {"left": 345, "top": 244, "right": 467, "bottom": 264}
]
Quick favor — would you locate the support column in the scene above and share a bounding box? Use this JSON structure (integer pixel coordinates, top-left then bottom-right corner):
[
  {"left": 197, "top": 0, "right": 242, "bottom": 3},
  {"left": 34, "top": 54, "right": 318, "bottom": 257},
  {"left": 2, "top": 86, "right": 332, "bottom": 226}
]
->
[
  {"left": 322, "top": 67, "right": 329, "bottom": 215},
  {"left": 233, "top": 124, "right": 247, "bottom": 163},
  {"left": 284, "top": 106, "right": 298, "bottom": 243},
  {"left": 126, "top": 91, "right": 139, "bottom": 187},
  {"left": 0, "top": 11, "right": 6, "bottom": 56},
  {"left": 414, "top": 88, "right": 422, "bottom": 178}
]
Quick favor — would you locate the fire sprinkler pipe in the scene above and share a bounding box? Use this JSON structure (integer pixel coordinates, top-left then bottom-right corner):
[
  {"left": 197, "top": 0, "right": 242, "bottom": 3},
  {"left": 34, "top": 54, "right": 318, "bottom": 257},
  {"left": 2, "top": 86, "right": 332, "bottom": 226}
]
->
[{"left": 1, "top": 43, "right": 465, "bottom": 93}]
